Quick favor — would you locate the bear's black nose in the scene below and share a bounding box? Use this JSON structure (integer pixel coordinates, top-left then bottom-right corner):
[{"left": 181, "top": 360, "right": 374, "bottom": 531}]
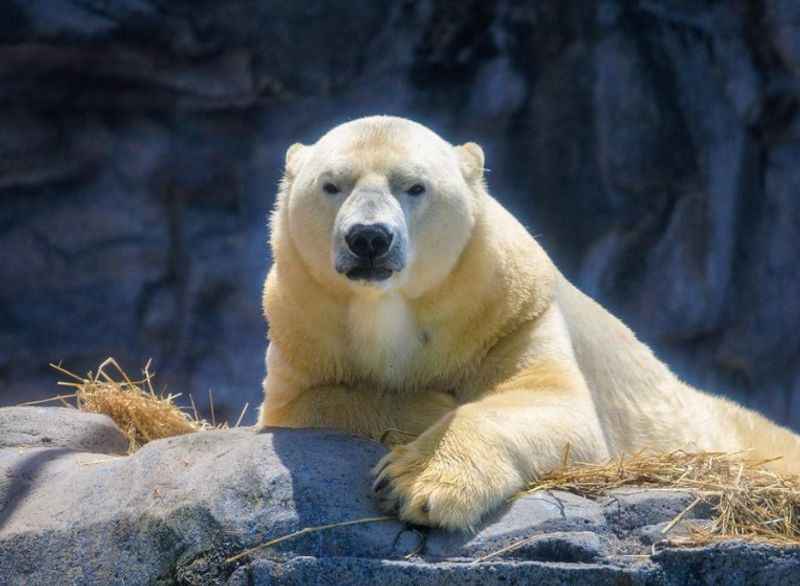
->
[{"left": 346, "top": 224, "right": 393, "bottom": 260}]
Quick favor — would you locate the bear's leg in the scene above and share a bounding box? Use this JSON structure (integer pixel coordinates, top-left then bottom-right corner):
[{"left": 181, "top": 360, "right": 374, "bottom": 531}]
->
[{"left": 372, "top": 386, "right": 608, "bottom": 531}]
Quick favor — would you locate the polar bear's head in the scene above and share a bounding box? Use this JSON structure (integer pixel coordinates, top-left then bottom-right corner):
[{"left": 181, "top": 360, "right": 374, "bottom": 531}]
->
[{"left": 278, "top": 116, "right": 485, "bottom": 297}]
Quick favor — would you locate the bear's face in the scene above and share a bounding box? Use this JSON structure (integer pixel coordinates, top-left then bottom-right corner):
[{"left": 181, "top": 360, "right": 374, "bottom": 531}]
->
[{"left": 281, "top": 117, "right": 485, "bottom": 298}]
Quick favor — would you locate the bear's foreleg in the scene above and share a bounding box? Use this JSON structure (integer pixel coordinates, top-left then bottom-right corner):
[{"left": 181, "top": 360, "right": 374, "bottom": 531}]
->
[{"left": 372, "top": 364, "right": 608, "bottom": 531}]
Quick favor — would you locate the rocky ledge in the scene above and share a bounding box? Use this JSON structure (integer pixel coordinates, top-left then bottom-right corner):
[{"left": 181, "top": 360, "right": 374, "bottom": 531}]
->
[{"left": 0, "top": 406, "right": 798, "bottom": 585}]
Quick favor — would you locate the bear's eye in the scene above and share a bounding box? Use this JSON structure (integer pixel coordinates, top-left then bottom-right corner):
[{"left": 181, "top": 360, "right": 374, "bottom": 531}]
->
[
  {"left": 407, "top": 183, "right": 426, "bottom": 196},
  {"left": 322, "top": 182, "right": 340, "bottom": 195}
]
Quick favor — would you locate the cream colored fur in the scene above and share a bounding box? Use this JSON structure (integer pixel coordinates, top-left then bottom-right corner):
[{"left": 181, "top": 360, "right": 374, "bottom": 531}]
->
[{"left": 258, "top": 116, "right": 800, "bottom": 530}]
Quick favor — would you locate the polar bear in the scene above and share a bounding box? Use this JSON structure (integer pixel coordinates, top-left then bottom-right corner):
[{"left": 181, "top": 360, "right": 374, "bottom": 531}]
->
[{"left": 258, "top": 115, "right": 800, "bottom": 530}]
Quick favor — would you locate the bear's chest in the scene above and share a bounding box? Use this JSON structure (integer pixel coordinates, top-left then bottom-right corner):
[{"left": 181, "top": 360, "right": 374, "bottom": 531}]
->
[{"left": 347, "top": 294, "right": 424, "bottom": 387}]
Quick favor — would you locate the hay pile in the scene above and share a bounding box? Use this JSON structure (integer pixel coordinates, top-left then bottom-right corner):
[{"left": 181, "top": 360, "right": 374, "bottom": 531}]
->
[
  {"left": 525, "top": 449, "right": 800, "bottom": 545},
  {"left": 40, "top": 358, "right": 222, "bottom": 453}
]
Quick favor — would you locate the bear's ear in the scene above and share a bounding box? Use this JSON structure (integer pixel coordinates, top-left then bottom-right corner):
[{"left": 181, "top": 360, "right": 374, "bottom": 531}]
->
[
  {"left": 284, "top": 143, "right": 308, "bottom": 179},
  {"left": 456, "top": 142, "right": 485, "bottom": 183}
]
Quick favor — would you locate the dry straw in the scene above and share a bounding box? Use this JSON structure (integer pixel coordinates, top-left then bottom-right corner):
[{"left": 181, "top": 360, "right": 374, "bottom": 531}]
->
[
  {"left": 33, "top": 357, "right": 223, "bottom": 453},
  {"left": 523, "top": 448, "right": 800, "bottom": 545}
]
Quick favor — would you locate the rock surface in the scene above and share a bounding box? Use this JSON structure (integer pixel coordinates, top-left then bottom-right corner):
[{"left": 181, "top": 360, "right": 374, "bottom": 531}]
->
[
  {"left": 1, "top": 1, "right": 800, "bottom": 430},
  {"left": 0, "top": 406, "right": 129, "bottom": 454},
  {"left": 1, "top": 407, "right": 798, "bottom": 585}
]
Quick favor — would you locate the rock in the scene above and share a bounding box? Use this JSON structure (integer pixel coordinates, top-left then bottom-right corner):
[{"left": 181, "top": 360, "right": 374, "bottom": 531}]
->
[
  {"left": 0, "top": 407, "right": 798, "bottom": 584},
  {"left": 637, "top": 520, "right": 713, "bottom": 547},
  {"left": 601, "top": 489, "right": 713, "bottom": 534},
  {"left": 0, "top": 406, "right": 128, "bottom": 454},
  {"left": 766, "top": 0, "right": 800, "bottom": 73},
  {"left": 654, "top": 541, "right": 800, "bottom": 586},
  {"left": 227, "top": 557, "right": 658, "bottom": 586},
  {"left": 424, "top": 492, "right": 607, "bottom": 561}
]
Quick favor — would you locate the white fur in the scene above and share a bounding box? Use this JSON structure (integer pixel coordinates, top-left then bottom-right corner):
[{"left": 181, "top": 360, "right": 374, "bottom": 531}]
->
[{"left": 348, "top": 292, "right": 420, "bottom": 387}]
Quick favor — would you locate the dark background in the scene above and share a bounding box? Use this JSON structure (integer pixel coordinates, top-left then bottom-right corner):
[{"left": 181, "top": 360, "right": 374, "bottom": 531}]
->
[{"left": 1, "top": 1, "right": 799, "bottom": 430}]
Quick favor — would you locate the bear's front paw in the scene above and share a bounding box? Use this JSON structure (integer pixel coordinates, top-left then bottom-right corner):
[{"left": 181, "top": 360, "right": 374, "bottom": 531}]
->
[{"left": 371, "top": 440, "right": 519, "bottom": 531}]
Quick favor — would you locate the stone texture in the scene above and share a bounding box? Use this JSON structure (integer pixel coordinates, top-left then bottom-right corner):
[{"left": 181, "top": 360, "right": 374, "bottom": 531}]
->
[
  {"left": 1, "top": 407, "right": 799, "bottom": 585},
  {"left": 0, "top": 406, "right": 128, "bottom": 454},
  {"left": 1, "top": 1, "right": 800, "bottom": 431},
  {"left": 601, "top": 489, "right": 714, "bottom": 534}
]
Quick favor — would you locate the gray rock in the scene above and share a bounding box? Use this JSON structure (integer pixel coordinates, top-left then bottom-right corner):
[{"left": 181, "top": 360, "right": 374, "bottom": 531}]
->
[
  {"left": 654, "top": 541, "right": 800, "bottom": 586},
  {"left": 637, "top": 520, "right": 713, "bottom": 546},
  {"left": 602, "top": 489, "right": 713, "bottom": 534},
  {"left": 425, "top": 492, "right": 607, "bottom": 560},
  {"left": 0, "top": 406, "right": 128, "bottom": 454},
  {"left": 228, "top": 557, "right": 660, "bottom": 586},
  {"left": 0, "top": 408, "right": 798, "bottom": 584}
]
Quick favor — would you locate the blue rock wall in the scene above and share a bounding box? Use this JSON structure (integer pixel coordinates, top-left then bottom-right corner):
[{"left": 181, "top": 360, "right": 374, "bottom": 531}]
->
[{"left": 1, "top": 1, "right": 799, "bottom": 428}]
